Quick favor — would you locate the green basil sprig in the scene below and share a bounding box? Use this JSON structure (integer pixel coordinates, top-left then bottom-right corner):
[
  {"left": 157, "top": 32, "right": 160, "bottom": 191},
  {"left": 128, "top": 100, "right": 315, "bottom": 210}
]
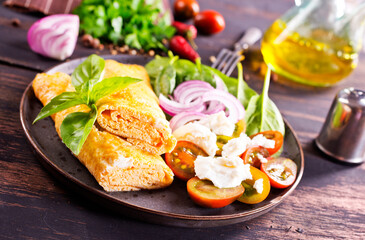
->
[{"left": 33, "top": 54, "right": 141, "bottom": 155}]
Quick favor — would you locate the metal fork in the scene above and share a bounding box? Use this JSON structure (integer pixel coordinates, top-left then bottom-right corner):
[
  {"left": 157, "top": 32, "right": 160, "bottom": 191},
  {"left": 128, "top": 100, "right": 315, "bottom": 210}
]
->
[{"left": 211, "top": 27, "right": 263, "bottom": 76}]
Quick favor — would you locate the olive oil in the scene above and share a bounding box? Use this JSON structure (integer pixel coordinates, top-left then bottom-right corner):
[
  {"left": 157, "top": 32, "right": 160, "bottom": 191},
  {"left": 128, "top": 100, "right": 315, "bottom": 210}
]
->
[{"left": 261, "top": 20, "right": 358, "bottom": 86}]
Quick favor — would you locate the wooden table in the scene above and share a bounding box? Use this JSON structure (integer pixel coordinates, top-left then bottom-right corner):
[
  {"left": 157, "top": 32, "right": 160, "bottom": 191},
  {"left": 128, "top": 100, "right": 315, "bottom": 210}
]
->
[{"left": 1, "top": 0, "right": 364, "bottom": 239}]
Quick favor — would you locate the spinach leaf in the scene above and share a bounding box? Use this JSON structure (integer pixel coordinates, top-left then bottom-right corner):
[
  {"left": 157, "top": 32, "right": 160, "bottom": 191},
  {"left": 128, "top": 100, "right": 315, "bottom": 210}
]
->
[
  {"left": 60, "top": 104, "right": 97, "bottom": 155},
  {"left": 154, "top": 65, "right": 176, "bottom": 96},
  {"left": 71, "top": 54, "right": 105, "bottom": 94},
  {"left": 145, "top": 56, "right": 171, "bottom": 81},
  {"left": 33, "top": 92, "right": 85, "bottom": 123},
  {"left": 244, "top": 69, "right": 285, "bottom": 136},
  {"left": 236, "top": 63, "right": 258, "bottom": 108},
  {"left": 90, "top": 76, "right": 141, "bottom": 103}
]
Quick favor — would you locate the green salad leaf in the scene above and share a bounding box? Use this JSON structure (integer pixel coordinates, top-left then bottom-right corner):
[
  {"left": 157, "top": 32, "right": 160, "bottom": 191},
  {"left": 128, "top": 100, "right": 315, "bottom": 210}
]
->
[
  {"left": 244, "top": 69, "right": 285, "bottom": 136},
  {"left": 60, "top": 104, "right": 98, "bottom": 155},
  {"left": 34, "top": 54, "right": 141, "bottom": 155},
  {"left": 32, "top": 92, "right": 84, "bottom": 123},
  {"left": 145, "top": 53, "right": 285, "bottom": 136},
  {"left": 73, "top": 0, "right": 175, "bottom": 52},
  {"left": 71, "top": 54, "right": 105, "bottom": 94}
]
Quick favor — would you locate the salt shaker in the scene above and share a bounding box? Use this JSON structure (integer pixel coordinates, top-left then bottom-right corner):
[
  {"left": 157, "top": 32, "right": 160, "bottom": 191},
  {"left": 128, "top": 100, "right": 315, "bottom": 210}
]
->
[{"left": 315, "top": 88, "right": 365, "bottom": 164}]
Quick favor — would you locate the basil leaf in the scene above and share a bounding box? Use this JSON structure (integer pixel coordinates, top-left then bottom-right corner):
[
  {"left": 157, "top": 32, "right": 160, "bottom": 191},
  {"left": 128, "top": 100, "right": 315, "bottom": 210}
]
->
[
  {"left": 244, "top": 69, "right": 285, "bottom": 136},
  {"left": 90, "top": 76, "right": 141, "bottom": 103},
  {"left": 154, "top": 65, "right": 176, "bottom": 96},
  {"left": 33, "top": 92, "right": 85, "bottom": 124},
  {"left": 60, "top": 104, "right": 97, "bottom": 155},
  {"left": 236, "top": 63, "right": 258, "bottom": 108},
  {"left": 71, "top": 54, "right": 105, "bottom": 93}
]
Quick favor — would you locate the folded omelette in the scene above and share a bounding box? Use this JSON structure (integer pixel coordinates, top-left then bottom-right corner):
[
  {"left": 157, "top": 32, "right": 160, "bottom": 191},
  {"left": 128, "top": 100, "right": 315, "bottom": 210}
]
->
[{"left": 32, "top": 60, "right": 176, "bottom": 191}]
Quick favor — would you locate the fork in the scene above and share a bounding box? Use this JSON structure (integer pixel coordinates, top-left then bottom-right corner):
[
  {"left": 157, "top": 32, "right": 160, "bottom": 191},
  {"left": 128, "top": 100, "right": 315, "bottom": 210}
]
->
[{"left": 211, "top": 27, "right": 263, "bottom": 76}]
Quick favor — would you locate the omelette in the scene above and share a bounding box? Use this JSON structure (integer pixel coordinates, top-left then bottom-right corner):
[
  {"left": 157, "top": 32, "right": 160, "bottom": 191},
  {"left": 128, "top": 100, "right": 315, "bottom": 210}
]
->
[{"left": 32, "top": 61, "right": 176, "bottom": 191}]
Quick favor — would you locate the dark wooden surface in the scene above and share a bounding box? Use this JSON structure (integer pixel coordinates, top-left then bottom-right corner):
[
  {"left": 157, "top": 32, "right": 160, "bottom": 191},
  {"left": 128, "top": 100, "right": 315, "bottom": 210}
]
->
[{"left": 1, "top": 0, "right": 364, "bottom": 239}]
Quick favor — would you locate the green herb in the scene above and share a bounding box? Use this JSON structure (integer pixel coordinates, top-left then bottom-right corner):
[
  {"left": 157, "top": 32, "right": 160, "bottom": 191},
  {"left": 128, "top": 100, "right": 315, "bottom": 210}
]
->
[
  {"left": 145, "top": 53, "right": 285, "bottom": 136},
  {"left": 244, "top": 68, "right": 285, "bottom": 136},
  {"left": 33, "top": 54, "right": 141, "bottom": 155},
  {"left": 73, "top": 0, "right": 175, "bottom": 52}
]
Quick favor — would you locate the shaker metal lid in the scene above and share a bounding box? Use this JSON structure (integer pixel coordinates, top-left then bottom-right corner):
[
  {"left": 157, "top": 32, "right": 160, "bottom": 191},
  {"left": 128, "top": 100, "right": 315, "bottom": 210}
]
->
[{"left": 315, "top": 88, "right": 365, "bottom": 164}]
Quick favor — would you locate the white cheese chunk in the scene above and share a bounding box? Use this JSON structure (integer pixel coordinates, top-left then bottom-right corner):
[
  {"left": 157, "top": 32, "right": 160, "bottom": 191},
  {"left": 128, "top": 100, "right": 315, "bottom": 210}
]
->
[
  {"left": 194, "top": 155, "right": 252, "bottom": 188},
  {"left": 198, "top": 111, "right": 235, "bottom": 136},
  {"left": 172, "top": 122, "right": 218, "bottom": 156},
  {"left": 253, "top": 178, "right": 264, "bottom": 194},
  {"left": 250, "top": 134, "right": 275, "bottom": 149},
  {"left": 256, "top": 153, "right": 268, "bottom": 163},
  {"left": 221, "top": 133, "right": 251, "bottom": 157}
]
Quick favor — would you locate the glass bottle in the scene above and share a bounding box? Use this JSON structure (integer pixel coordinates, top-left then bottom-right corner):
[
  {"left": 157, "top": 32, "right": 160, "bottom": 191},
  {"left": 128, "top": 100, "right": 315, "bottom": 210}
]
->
[{"left": 261, "top": 0, "right": 365, "bottom": 87}]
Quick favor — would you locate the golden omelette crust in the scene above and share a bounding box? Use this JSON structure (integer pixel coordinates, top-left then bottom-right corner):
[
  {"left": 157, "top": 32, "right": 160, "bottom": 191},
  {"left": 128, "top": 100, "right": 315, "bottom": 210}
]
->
[
  {"left": 32, "top": 64, "right": 174, "bottom": 192},
  {"left": 97, "top": 60, "right": 176, "bottom": 155}
]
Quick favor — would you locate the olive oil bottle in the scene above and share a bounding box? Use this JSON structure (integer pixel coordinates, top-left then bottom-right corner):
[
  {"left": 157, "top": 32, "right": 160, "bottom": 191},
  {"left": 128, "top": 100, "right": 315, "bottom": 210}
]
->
[{"left": 261, "top": 20, "right": 358, "bottom": 87}]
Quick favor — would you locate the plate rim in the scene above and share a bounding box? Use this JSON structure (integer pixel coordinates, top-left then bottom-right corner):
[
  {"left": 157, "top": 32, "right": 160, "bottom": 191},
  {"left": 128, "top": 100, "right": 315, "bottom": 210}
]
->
[{"left": 19, "top": 54, "right": 304, "bottom": 222}]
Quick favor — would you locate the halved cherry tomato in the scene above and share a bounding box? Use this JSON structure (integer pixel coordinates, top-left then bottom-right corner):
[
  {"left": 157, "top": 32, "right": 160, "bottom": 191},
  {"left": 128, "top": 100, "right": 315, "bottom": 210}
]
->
[
  {"left": 261, "top": 157, "right": 297, "bottom": 189},
  {"left": 241, "top": 146, "right": 270, "bottom": 169},
  {"left": 194, "top": 10, "right": 225, "bottom": 35},
  {"left": 237, "top": 166, "right": 271, "bottom": 204},
  {"left": 187, "top": 177, "right": 244, "bottom": 208},
  {"left": 165, "top": 141, "right": 208, "bottom": 181},
  {"left": 250, "top": 130, "right": 283, "bottom": 155}
]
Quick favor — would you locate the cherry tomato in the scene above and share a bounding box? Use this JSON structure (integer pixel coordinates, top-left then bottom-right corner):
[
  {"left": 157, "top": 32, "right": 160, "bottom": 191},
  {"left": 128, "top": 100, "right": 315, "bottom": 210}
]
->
[
  {"left": 261, "top": 157, "right": 297, "bottom": 189},
  {"left": 165, "top": 141, "right": 207, "bottom": 181},
  {"left": 237, "top": 166, "right": 271, "bottom": 204},
  {"left": 194, "top": 10, "right": 225, "bottom": 35},
  {"left": 241, "top": 146, "right": 270, "bottom": 169},
  {"left": 174, "top": 0, "right": 200, "bottom": 21},
  {"left": 250, "top": 130, "right": 283, "bottom": 155},
  {"left": 187, "top": 177, "right": 245, "bottom": 208}
]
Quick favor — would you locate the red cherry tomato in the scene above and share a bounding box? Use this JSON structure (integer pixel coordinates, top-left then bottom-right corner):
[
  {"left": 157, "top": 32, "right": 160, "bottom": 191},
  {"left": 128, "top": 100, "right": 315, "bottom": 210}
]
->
[
  {"left": 241, "top": 146, "right": 270, "bottom": 169},
  {"left": 237, "top": 166, "right": 271, "bottom": 204},
  {"left": 261, "top": 157, "right": 297, "bottom": 189},
  {"left": 194, "top": 10, "right": 225, "bottom": 35},
  {"left": 187, "top": 177, "right": 245, "bottom": 208},
  {"left": 250, "top": 131, "right": 283, "bottom": 155},
  {"left": 174, "top": 0, "right": 200, "bottom": 21},
  {"left": 165, "top": 141, "right": 207, "bottom": 181}
]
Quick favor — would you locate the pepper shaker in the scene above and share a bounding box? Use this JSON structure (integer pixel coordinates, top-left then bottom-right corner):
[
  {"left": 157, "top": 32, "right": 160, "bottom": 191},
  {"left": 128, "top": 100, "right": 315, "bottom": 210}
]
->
[{"left": 315, "top": 88, "right": 365, "bottom": 164}]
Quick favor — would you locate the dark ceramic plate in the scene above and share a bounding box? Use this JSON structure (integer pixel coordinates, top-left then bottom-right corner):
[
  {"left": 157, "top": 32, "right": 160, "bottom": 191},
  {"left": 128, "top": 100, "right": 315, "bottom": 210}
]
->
[{"left": 20, "top": 55, "right": 304, "bottom": 228}]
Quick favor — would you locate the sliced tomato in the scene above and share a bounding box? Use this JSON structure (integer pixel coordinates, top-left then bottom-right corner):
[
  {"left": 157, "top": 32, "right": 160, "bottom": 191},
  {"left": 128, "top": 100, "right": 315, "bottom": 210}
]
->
[
  {"left": 261, "top": 157, "right": 297, "bottom": 188},
  {"left": 250, "top": 130, "right": 283, "bottom": 155},
  {"left": 241, "top": 146, "right": 270, "bottom": 169},
  {"left": 165, "top": 141, "right": 208, "bottom": 181},
  {"left": 187, "top": 177, "right": 244, "bottom": 208},
  {"left": 237, "top": 166, "right": 271, "bottom": 204}
]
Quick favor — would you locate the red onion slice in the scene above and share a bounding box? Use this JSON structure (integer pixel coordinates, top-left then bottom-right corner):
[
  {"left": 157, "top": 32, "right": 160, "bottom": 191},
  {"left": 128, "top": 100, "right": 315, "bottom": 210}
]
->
[
  {"left": 27, "top": 14, "right": 79, "bottom": 61},
  {"left": 201, "top": 89, "right": 245, "bottom": 123},
  {"left": 170, "top": 112, "right": 206, "bottom": 131},
  {"left": 214, "top": 74, "right": 226, "bottom": 91},
  {"left": 174, "top": 80, "right": 214, "bottom": 102},
  {"left": 159, "top": 94, "right": 205, "bottom": 116}
]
